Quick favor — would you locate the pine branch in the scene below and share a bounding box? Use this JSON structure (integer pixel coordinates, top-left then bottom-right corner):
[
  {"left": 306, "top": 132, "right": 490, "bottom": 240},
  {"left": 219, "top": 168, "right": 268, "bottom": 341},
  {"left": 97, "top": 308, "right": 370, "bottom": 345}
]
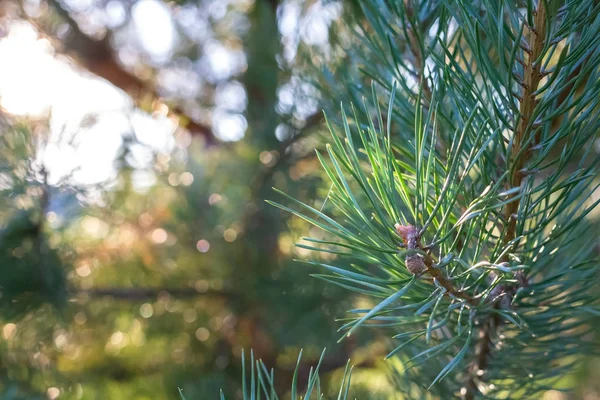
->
[
  {"left": 266, "top": 0, "right": 600, "bottom": 397},
  {"left": 464, "top": 3, "right": 548, "bottom": 398},
  {"left": 193, "top": 350, "right": 356, "bottom": 400}
]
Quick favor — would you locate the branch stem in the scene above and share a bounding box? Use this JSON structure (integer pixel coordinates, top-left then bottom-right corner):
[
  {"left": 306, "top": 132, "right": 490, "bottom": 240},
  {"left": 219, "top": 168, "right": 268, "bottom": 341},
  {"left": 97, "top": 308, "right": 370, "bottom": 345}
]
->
[
  {"left": 397, "top": 224, "right": 479, "bottom": 306},
  {"left": 422, "top": 253, "right": 479, "bottom": 306}
]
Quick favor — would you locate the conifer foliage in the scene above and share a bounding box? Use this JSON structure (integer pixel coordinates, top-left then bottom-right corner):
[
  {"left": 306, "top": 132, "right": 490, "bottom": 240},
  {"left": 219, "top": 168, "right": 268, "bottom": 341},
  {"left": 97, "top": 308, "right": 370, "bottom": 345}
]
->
[{"left": 261, "top": 0, "right": 600, "bottom": 398}]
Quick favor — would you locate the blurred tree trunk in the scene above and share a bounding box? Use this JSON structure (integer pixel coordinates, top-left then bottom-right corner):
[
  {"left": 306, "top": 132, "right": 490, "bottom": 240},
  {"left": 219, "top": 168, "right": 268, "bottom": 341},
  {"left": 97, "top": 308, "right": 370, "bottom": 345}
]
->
[
  {"left": 231, "top": 0, "right": 283, "bottom": 366},
  {"left": 242, "top": 0, "right": 283, "bottom": 268},
  {"left": 243, "top": 0, "right": 280, "bottom": 149}
]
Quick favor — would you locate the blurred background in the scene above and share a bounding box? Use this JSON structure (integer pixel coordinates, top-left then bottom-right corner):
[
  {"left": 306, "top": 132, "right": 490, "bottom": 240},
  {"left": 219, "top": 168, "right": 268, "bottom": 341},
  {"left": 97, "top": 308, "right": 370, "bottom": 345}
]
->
[
  {"left": 0, "top": 0, "right": 597, "bottom": 399},
  {"left": 0, "top": 0, "right": 391, "bottom": 398}
]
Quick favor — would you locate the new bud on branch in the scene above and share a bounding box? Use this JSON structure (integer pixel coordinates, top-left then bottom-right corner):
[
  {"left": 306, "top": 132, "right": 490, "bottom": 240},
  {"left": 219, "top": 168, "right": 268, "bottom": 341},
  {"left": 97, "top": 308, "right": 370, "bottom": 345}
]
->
[{"left": 395, "top": 223, "right": 427, "bottom": 275}]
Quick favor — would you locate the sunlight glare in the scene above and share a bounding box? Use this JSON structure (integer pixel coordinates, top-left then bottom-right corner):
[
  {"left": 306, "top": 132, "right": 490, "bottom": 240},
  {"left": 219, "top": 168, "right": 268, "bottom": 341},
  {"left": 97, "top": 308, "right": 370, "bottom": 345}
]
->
[
  {"left": 132, "top": 0, "right": 175, "bottom": 62},
  {"left": 0, "top": 21, "right": 176, "bottom": 186}
]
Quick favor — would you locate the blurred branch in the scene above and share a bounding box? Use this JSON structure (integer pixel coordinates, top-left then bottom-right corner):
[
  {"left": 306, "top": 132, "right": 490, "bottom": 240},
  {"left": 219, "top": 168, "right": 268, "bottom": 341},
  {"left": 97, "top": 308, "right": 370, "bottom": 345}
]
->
[
  {"left": 36, "top": 167, "right": 53, "bottom": 289},
  {"left": 258, "top": 112, "right": 323, "bottom": 182},
  {"left": 74, "top": 287, "right": 232, "bottom": 300},
  {"left": 242, "top": 112, "right": 324, "bottom": 230},
  {"left": 28, "top": 0, "right": 214, "bottom": 142}
]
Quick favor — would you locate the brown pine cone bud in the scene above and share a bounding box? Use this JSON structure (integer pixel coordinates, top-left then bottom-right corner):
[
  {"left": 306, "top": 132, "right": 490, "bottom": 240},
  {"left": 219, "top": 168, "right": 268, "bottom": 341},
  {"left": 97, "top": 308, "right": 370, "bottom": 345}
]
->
[
  {"left": 395, "top": 223, "right": 427, "bottom": 275},
  {"left": 405, "top": 253, "right": 427, "bottom": 275}
]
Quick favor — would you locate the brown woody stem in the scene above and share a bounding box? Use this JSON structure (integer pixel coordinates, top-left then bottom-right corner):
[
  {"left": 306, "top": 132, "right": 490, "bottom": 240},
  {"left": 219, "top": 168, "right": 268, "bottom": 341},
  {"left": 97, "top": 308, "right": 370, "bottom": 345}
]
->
[
  {"left": 396, "top": 224, "right": 479, "bottom": 306},
  {"left": 422, "top": 253, "right": 479, "bottom": 306}
]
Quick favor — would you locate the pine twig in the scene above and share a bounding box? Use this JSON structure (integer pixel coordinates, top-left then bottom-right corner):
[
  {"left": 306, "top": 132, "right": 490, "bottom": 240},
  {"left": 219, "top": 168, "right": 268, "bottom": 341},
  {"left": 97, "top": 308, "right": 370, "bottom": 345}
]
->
[{"left": 396, "top": 224, "right": 479, "bottom": 306}]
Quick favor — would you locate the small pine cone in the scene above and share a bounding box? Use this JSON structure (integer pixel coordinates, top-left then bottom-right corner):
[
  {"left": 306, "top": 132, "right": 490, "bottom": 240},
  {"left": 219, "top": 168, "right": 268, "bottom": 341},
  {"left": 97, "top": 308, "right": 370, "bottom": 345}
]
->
[{"left": 405, "top": 253, "right": 427, "bottom": 275}]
